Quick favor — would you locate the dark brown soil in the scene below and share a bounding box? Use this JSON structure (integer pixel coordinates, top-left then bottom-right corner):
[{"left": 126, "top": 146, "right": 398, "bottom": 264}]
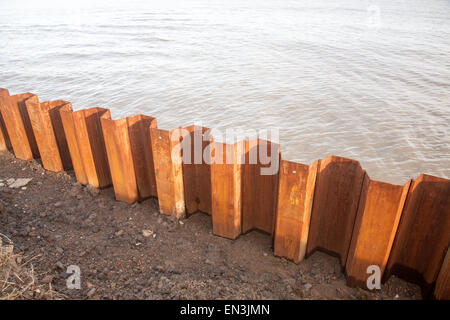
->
[{"left": 0, "top": 151, "right": 422, "bottom": 300}]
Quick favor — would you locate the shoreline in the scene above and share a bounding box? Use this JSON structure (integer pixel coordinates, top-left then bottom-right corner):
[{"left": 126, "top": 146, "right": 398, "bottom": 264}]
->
[{"left": 0, "top": 152, "right": 421, "bottom": 300}]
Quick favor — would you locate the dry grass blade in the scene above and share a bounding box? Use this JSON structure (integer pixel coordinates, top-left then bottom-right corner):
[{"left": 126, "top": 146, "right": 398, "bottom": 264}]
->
[{"left": 0, "top": 233, "right": 65, "bottom": 300}]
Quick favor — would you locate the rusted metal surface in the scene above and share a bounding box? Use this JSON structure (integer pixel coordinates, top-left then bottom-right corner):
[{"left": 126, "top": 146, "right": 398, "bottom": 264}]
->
[
  {"left": 0, "top": 88, "right": 12, "bottom": 152},
  {"left": 100, "top": 114, "right": 157, "bottom": 203},
  {"left": 150, "top": 127, "right": 185, "bottom": 218},
  {"left": 274, "top": 160, "right": 318, "bottom": 263},
  {"left": 1, "top": 87, "right": 450, "bottom": 298},
  {"left": 127, "top": 115, "right": 158, "bottom": 199},
  {"left": 306, "top": 155, "right": 365, "bottom": 268},
  {"left": 101, "top": 117, "right": 138, "bottom": 204},
  {"left": 60, "top": 107, "right": 112, "bottom": 188},
  {"left": 0, "top": 93, "right": 40, "bottom": 160},
  {"left": 181, "top": 125, "right": 213, "bottom": 215},
  {"left": 241, "top": 139, "right": 280, "bottom": 235},
  {"left": 60, "top": 108, "right": 88, "bottom": 184},
  {"left": 345, "top": 175, "right": 411, "bottom": 288},
  {"left": 211, "top": 141, "right": 245, "bottom": 239},
  {"left": 434, "top": 247, "right": 450, "bottom": 300},
  {"left": 384, "top": 174, "right": 450, "bottom": 297},
  {"left": 26, "top": 100, "right": 73, "bottom": 172}
]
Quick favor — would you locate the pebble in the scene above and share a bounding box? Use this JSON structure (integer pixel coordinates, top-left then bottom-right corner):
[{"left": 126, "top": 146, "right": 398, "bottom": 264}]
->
[
  {"left": 115, "top": 230, "right": 124, "bottom": 237},
  {"left": 142, "top": 229, "right": 153, "bottom": 238},
  {"left": 54, "top": 201, "right": 63, "bottom": 208},
  {"left": 8, "top": 178, "right": 32, "bottom": 188},
  {"left": 304, "top": 283, "right": 313, "bottom": 291},
  {"left": 56, "top": 247, "right": 64, "bottom": 254},
  {"left": 56, "top": 261, "right": 65, "bottom": 270}
]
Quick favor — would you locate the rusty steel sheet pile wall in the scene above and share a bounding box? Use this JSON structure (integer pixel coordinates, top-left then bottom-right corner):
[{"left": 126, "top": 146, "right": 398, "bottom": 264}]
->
[
  {"left": 0, "top": 88, "right": 449, "bottom": 299},
  {"left": 345, "top": 175, "right": 411, "bottom": 288},
  {"left": 101, "top": 117, "right": 139, "bottom": 204},
  {"left": 242, "top": 139, "right": 280, "bottom": 236},
  {"left": 434, "top": 248, "right": 450, "bottom": 300},
  {"left": 181, "top": 125, "right": 213, "bottom": 216},
  {"left": 384, "top": 174, "right": 450, "bottom": 298},
  {"left": 306, "top": 155, "right": 366, "bottom": 268},
  {"left": 60, "top": 107, "right": 112, "bottom": 188},
  {"left": 101, "top": 115, "right": 158, "bottom": 204},
  {"left": 274, "top": 160, "right": 318, "bottom": 263},
  {"left": 26, "top": 99, "right": 73, "bottom": 172},
  {"left": 0, "top": 93, "right": 40, "bottom": 160},
  {"left": 150, "top": 127, "right": 185, "bottom": 218},
  {"left": 211, "top": 141, "right": 245, "bottom": 240},
  {"left": 0, "top": 88, "right": 12, "bottom": 152},
  {"left": 127, "top": 115, "right": 158, "bottom": 199}
]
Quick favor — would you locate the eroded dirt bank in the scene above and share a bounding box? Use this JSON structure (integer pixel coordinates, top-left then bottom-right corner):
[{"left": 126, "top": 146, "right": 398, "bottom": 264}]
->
[{"left": 0, "top": 152, "right": 421, "bottom": 300}]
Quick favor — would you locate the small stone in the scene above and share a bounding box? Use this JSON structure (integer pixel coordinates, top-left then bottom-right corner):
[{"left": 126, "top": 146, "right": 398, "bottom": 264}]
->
[
  {"left": 179, "top": 220, "right": 184, "bottom": 225},
  {"left": 56, "top": 247, "right": 64, "bottom": 254},
  {"left": 263, "top": 252, "right": 268, "bottom": 257},
  {"left": 54, "top": 201, "right": 63, "bottom": 208},
  {"left": 0, "top": 183, "right": 4, "bottom": 187},
  {"left": 21, "top": 187, "right": 27, "bottom": 190},
  {"left": 6, "top": 178, "right": 15, "bottom": 185},
  {"left": 115, "top": 230, "right": 124, "bottom": 237},
  {"left": 304, "top": 283, "right": 312, "bottom": 291},
  {"left": 56, "top": 261, "right": 64, "bottom": 270},
  {"left": 86, "top": 282, "right": 94, "bottom": 289},
  {"left": 9, "top": 178, "right": 32, "bottom": 189},
  {"left": 142, "top": 230, "right": 153, "bottom": 238},
  {"left": 16, "top": 257, "right": 23, "bottom": 264}
]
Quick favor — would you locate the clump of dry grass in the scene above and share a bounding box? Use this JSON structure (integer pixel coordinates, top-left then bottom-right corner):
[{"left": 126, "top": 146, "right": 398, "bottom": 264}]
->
[{"left": 0, "top": 233, "right": 65, "bottom": 300}]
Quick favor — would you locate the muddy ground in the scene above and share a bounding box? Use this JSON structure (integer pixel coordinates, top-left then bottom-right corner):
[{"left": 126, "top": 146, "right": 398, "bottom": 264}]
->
[{"left": 0, "top": 152, "right": 422, "bottom": 300}]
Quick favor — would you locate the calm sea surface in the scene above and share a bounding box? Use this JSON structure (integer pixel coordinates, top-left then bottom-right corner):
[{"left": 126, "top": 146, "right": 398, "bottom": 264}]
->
[{"left": 1, "top": 0, "right": 449, "bottom": 184}]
